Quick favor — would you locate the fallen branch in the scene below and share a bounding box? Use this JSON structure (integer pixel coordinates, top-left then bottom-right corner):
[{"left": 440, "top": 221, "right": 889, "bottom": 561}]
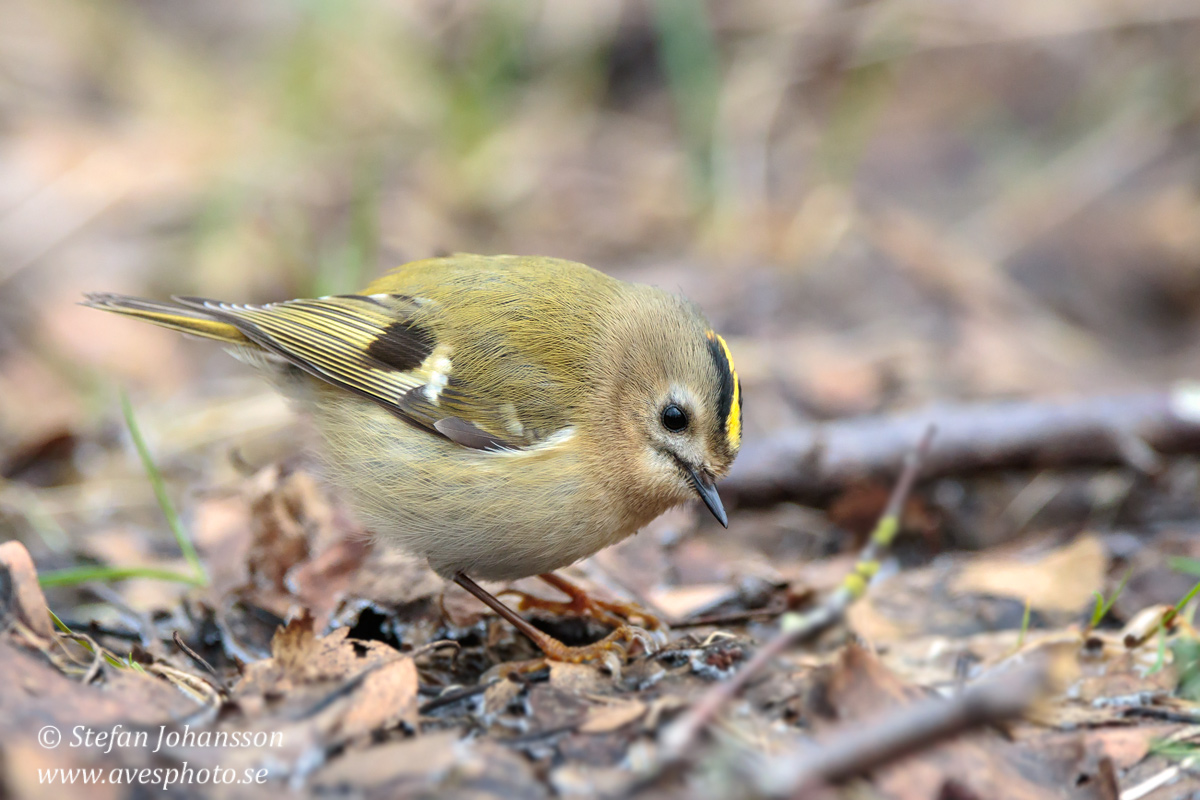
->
[
  {"left": 657, "top": 425, "right": 936, "bottom": 764},
  {"left": 723, "top": 386, "right": 1200, "bottom": 508},
  {"left": 759, "top": 658, "right": 1050, "bottom": 795}
]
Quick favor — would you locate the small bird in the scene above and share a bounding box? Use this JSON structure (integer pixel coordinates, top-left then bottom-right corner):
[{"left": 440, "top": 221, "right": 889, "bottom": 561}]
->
[{"left": 85, "top": 254, "right": 742, "bottom": 663}]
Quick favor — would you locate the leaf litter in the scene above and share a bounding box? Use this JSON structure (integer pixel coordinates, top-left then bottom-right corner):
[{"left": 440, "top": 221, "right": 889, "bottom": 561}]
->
[
  {"left": 6, "top": 452, "right": 1200, "bottom": 799},
  {"left": 6, "top": 2, "right": 1200, "bottom": 797}
]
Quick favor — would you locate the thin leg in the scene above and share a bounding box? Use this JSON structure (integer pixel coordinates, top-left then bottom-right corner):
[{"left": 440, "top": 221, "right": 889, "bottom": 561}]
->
[{"left": 453, "top": 573, "right": 651, "bottom": 665}]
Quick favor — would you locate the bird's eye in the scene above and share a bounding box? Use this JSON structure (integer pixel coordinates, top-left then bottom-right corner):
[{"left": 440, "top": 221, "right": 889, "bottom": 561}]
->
[{"left": 661, "top": 404, "right": 689, "bottom": 432}]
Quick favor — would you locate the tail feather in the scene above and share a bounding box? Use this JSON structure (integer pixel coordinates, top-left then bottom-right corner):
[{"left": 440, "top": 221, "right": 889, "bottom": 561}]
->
[{"left": 81, "top": 293, "right": 251, "bottom": 346}]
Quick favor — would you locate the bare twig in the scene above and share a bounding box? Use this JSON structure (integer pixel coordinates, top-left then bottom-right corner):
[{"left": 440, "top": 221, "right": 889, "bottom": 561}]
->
[
  {"left": 409, "top": 639, "right": 461, "bottom": 661},
  {"left": 1121, "top": 755, "right": 1198, "bottom": 800},
  {"left": 172, "top": 630, "right": 228, "bottom": 695},
  {"left": 671, "top": 599, "right": 788, "bottom": 629},
  {"left": 760, "top": 658, "right": 1050, "bottom": 795},
  {"left": 724, "top": 388, "right": 1200, "bottom": 507},
  {"left": 658, "top": 425, "right": 936, "bottom": 763},
  {"left": 418, "top": 680, "right": 498, "bottom": 715},
  {"left": 59, "top": 632, "right": 106, "bottom": 685}
]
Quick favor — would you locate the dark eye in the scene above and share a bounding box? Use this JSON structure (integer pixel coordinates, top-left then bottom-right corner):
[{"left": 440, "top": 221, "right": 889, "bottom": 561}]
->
[{"left": 661, "top": 404, "right": 689, "bottom": 432}]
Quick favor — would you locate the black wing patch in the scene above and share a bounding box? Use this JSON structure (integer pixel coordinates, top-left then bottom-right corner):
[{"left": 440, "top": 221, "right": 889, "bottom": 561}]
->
[{"left": 365, "top": 320, "right": 436, "bottom": 372}]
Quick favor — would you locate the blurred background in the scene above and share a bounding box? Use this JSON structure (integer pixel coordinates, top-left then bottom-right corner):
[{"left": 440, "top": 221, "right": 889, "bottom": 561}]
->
[{"left": 3, "top": 0, "right": 1200, "bottom": 584}]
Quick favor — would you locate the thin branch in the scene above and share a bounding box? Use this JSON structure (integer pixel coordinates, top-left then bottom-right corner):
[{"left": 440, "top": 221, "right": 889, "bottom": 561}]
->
[
  {"left": 723, "top": 388, "right": 1200, "bottom": 508},
  {"left": 173, "top": 631, "right": 228, "bottom": 695},
  {"left": 658, "top": 425, "right": 936, "bottom": 764},
  {"left": 761, "top": 658, "right": 1050, "bottom": 795}
]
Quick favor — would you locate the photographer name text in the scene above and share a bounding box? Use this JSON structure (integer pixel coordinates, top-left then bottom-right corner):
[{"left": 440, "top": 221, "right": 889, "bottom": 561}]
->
[{"left": 67, "top": 725, "right": 282, "bottom": 755}]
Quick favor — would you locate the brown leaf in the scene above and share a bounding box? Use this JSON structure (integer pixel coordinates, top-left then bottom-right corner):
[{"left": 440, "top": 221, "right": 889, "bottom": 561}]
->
[
  {"left": 252, "top": 612, "right": 407, "bottom": 686},
  {"left": 950, "top": 534, "right": 1107, "bottom": 614},
  {"left": 548, "top": 661, "right": 612, "bottom": 695},
  {"left": 337, "top": 655, "right": 418, "bottom": 739},
  {"left": 0, "top": 636, "right": 199, "bottom": 738},
  {"left": 245, "top": 466, "right": 320, "bottom": 591},
  {"left": 824, "top": 642, "right": 924, "bottom": 721},
  {"left": 288, "top": 538, "right": 370, "bottom": 628},
  {"left": 312, "top": 729, "right": 461, "bottom": 790},
  {"left": 312, "top": 731, "right": 547, "bottom": 797},
  {"left": 233, "top": 612, "right": 418, "bottom": 743},
  {"left": 644, "top": 584, "right": 735, "bottom": 620},
  {"left": 0, "top": 540, "right": 54, "bottom": 639},
  {"left": 579, "top": 699, "right": 646, "bottom": 733},
  {"left": 342, "top": 546, "right": 443, "bottom": 609}
]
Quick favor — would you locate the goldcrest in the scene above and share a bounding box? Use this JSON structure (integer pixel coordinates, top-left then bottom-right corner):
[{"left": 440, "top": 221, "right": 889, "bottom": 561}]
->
[{"left": 86, "top": 254, "right": 742, "bottom": 662}]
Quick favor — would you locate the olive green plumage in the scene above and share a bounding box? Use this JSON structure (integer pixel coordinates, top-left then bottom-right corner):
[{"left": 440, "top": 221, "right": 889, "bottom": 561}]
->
[{"left": 84, "top": 254, "right": 742, "bottom": 581}]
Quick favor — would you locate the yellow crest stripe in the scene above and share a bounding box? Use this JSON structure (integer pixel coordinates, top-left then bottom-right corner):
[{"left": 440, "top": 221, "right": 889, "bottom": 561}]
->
[{"left": 706, "top": 331, "right": 742, "bottom": 450}]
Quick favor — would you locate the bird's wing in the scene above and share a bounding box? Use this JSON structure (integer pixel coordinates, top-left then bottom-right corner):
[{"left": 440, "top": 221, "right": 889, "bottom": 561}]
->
[{"left": 174, "top": 293, "right": 541, "bottom": 450}]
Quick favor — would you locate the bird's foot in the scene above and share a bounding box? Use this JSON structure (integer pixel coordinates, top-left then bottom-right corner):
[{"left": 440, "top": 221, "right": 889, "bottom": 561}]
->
[
  {"left": 453, "top": 572, "right": 665, "bottom": 676},
  {"left": 500, "top": 572, "right": 667, "bottom": 635},
  {"left": 517, "top": 624, "right": 658, "bottom": 678}
]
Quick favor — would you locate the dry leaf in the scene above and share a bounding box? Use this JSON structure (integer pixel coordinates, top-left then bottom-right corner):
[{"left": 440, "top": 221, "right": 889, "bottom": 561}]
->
[
  {"left": 337, "top": 656, "right": 419, "bottom": 739},
  {"left": 949, "top": 534, "right": 1107, "bottom": 614},
  {"left": 0, "top": 541, "right": 54, "bottom": 639},
  {"left": 579, "top": 699, "right": 646, "bottom": 733},
  {"left": 645, "top": 584, "right": 735, "bottom": 620}
]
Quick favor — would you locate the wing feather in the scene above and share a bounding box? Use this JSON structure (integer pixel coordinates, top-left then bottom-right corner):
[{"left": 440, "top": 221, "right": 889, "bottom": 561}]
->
[{"left": 173, "top": 294, "right": 536, "bottom": 451}]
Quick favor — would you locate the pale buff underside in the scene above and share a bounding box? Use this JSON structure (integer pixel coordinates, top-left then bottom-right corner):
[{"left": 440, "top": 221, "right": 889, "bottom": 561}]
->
[{"left": 306, "top": 386, "right": 674, "bottom": 581}]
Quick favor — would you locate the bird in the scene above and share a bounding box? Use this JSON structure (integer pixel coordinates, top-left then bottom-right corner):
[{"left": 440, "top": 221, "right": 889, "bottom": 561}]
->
[{"left": 84, "top": 253, "right": 742, "bottom": 664}]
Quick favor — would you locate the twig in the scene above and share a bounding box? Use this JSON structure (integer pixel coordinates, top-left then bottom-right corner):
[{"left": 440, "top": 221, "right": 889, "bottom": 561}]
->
[
  {"left": 418, "top": 680, "right": 497, "bottom": 715},
  {"left": 409, "top": 639, "right": 461, "bottom": 661},
  {"left": 760, "top": 658, "right": 1050, "bottom": 795},
  {"left": 172, "top": 631, "right": 228, "bottom": 695},
  {"left": 59, "top": 632, "right": 107, "bottom": 684},
  {"left": 1122, "top": 707, "right": 1200, "bottom": 724},
  {"left": 723, "top": 388, "right": 1200, "bottom": 507},
  {"left": 671, "top": 599, "right": 788, "bottom": 629},
  {"left": 1121, "top": 756, "right": 1198, "bottom": 800},
  {"left": 658, "top": 425, "right": 935, "bottom": 764}
]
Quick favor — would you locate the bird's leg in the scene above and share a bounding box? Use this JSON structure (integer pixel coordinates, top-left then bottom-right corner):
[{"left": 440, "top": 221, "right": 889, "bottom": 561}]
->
[
  {"left": 500, "top": 572, "right": 666, "bottom": 633},
  {"left": 453, "top": 573, "right": 656, "bottom": 667}
]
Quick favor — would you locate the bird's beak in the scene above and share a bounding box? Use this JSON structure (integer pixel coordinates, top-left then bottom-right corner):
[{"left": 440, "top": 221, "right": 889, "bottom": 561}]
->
[{"left": 687, "top": 466, "right": 729, "bottom": 528}]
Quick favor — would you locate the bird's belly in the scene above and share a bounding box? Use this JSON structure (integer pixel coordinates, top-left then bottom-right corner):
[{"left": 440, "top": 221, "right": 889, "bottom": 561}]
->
[{"left": 312, "top": 398, "right": 642, "bottom": 581}]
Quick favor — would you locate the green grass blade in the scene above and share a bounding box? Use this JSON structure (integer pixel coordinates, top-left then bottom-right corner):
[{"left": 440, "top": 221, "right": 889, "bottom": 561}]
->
[
  {"left": 47, "top": 607, "right": 73, "bottom": 634},
  {"left": 120, "top": 391, "right": 207, "bottom": 585},
  {"left": 46, "top": 608, "right": 131, "bottom": 669},
  {"left": 39, "top": 565, "right": 204, "bottom": 588},
  {"left": 1165, "top": 578, "right": 1200, "bottom": 627},
  {"left": 1089, "top": 569, "right": 1132, "bottom": 629},
  {"left": 1017, "top": 599, "right": 1032, "bottom": 648},
  {"left": 1170, "top": 556, "right": 1200, "bottom": 576}
]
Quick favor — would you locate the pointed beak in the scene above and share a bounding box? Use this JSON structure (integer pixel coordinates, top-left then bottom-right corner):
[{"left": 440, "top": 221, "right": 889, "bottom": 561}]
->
[{"left": 687, "top": 466, "right": 729, "bottom": 528}]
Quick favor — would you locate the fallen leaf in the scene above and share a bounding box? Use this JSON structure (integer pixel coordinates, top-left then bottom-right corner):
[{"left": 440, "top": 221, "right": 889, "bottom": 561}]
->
[
  {"left": 579, "top": 699, "right": 646, "bottom": 733},
  {"left": 846, "top": 592, "right": 912, "bottom": 644},
  {"left": 312, "top": 732, "right": 547, "bottom": 797},
  {"left": 950, "top": 534, "right": 1107, "bottom": 614},
  {"left": 0, "top": 540, "right": 54, "bottom": 639},
  {"left": 312, "top": 729, "right": 462, "bottom": 790},
  {"left": 0, "top": 636, "right": 199, "bottom": 735},
  {"left": 246, "top": 466, "right": 319, "bottom": 591},
  {"left": 337, "top": 655, "right": 419, "bottom": 739},
  {"left": 645, "top": 584, "right": 735, "bottom": 620}
]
